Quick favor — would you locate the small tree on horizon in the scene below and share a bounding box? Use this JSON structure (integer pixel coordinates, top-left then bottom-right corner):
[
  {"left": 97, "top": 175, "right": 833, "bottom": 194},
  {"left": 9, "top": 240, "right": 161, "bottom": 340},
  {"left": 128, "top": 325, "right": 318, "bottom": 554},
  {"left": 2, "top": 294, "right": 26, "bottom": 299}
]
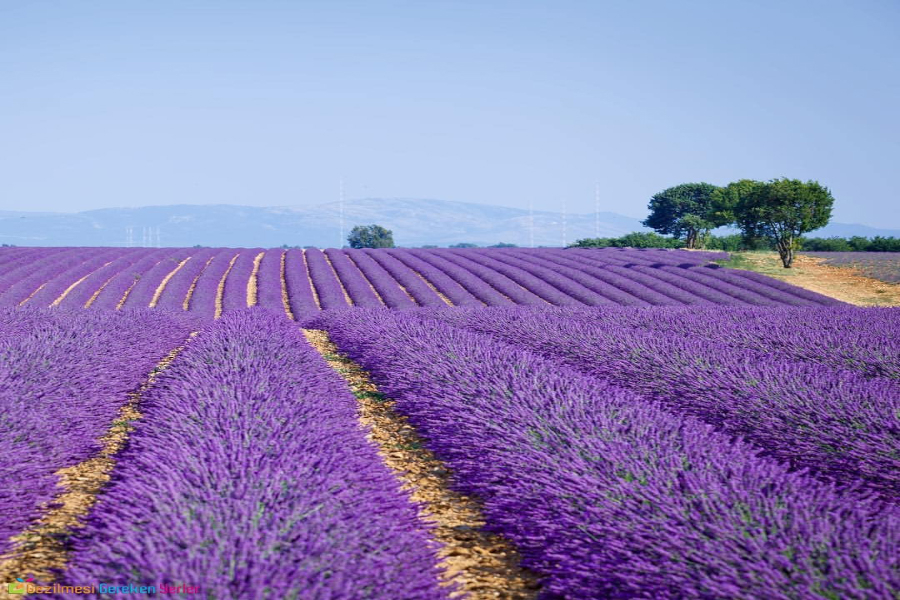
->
[{"left": 347, "top": 224, "right": 395, "bottom": 249}]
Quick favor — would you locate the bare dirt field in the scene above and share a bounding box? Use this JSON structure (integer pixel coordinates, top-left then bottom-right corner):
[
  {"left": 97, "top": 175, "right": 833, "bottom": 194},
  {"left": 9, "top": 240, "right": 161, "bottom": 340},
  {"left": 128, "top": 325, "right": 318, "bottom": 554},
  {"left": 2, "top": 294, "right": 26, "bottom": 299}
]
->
[{"left": 721, "top": 252, "right": 900, "bottom": 306}]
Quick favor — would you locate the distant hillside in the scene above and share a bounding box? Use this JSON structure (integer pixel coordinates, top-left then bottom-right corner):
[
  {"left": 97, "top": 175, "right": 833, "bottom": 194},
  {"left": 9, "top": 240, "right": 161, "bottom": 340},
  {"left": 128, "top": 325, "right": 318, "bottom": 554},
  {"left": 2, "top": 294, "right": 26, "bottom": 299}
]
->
[{"left": 0, "top": 198, "right": 895, "bottom": 247}]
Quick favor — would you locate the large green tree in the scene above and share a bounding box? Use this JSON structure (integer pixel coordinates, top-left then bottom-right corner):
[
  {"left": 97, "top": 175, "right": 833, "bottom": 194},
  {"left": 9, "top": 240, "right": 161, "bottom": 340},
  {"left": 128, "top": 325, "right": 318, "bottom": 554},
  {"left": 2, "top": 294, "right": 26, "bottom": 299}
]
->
[
  {"left": 347, "top": 224, "right": 395, "bottom": 249},
  {"left": 734, "top": 178, "right": 834, "bottom": 268},
  {"left": 642, "top": 183, "right": 724, "bottom": 248}
]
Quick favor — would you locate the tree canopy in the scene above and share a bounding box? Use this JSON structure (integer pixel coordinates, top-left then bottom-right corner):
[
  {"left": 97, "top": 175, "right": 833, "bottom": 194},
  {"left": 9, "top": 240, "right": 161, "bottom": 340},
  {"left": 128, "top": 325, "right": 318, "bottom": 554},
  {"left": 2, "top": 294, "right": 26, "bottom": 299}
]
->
[
  {"left": 733, "top": 178, "right": 834, "bottom": 267},
  {"left": 642, "top": 183, "right": 724, "bottom": 248},
  {"left": 347, "top": 224, "right": 395, "bottom": 249}
]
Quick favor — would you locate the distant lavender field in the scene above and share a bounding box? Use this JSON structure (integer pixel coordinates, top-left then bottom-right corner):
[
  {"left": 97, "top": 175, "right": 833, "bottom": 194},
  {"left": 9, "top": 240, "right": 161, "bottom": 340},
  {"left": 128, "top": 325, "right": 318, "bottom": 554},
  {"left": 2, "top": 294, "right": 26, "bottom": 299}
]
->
[{"left": 803, "top": 251, "right": 900, "bottom": 283}]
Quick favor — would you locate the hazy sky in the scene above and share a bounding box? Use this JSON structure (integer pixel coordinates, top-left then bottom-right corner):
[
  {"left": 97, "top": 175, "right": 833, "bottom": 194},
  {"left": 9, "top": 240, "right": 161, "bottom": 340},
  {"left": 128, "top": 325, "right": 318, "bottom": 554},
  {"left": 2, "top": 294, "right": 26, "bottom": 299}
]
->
[{"left": 1, "top": 0, "right": 898, "bottom": 227}]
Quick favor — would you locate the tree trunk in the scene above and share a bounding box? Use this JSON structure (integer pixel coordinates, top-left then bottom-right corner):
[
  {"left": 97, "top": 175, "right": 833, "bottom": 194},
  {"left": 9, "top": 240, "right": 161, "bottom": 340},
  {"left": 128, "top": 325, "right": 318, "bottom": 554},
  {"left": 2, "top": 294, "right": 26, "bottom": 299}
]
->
[
  {"left": 777, "top": 236, "right": 794, "bottom": 268},
  {"left": 685, "top": 230, "right": 697, "bottom": 249}
]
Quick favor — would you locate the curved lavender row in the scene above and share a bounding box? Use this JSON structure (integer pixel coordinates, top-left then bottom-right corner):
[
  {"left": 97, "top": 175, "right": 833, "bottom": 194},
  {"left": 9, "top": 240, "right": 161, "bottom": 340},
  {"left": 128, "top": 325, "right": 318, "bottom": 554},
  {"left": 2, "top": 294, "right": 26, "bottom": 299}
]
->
[
  {"left": 387, "top": 249, "right": 483, "bottom": 306},
  {"left": 362, "top": 249, "right": 447, "bottom": 307},
  {"left": 120, "top": 249, "right": 197, "bottom": 308},
  {"left": 427, "top": 307, "right": 900, "bottom": 497},
  {"left": 23, "top": 248, "right": 124, "bottom": 307},
  {"left": 589, "top": 305, "right": 900, "bottom": 380},
  {"left": 345, "top": 249, "right": 418, "bottom": 309},
  {"left": 0, "top": 248, "right": 108, "bottom": 307},
  {"left": 472, "top": 249, "right": 610, "bottom": 306},
  {"left": 650, "top": 264, "right": 782, "bottom": 306},
  {"left": 603, "top": 263, "right": 714, "bottom": 305},
  {"left": 323, "top": 248, "right": 383, "bottom": 307},
  {"left": 529, "top": 251, "right": 677, "bottom": 305},
  {"left": 625, "top": 264, "right": 749, "bottom": 305},
  {"left": 89, "top": 249, "right": 177, "bottom": 310},
  {"left": 431, "top": 250, "right": 544, "bottom": 305},
  {"left": 0, "top": 248, "right": 79, "bottom": 294},
  {"left": 57, "top": 249, "right": 147, "bottom": 309},
  {"left": 724, "top": 267, "right": 844, "bottom": 306},
  {"left": 566, "top": 247, "right": 726, "bottom": 266},
  {"left": 408, "top": 249, "right": 511, "bottom": 306},
  {"left": 59, "top": 310, "right": 447, "bottom": 600},
  {"left": 305, "top": 248, "right": 350, "bottom": 309},
  {"left": 0, "top": 307, "right": 195, "bottom": 556},
  {"left": 153, "top": 248, "right": 219, "bottom": 311},
  {"left": 221, "top": 249, "right": 264, "bottom": 314},
  {"left": 187, "top": 249, "right": 239, "bottom": 318},
  {"left": 499, "top": 250, "right": 645, "bottom": 305},
  {"left": 0, "top": 247, "right": 55, "bottom": 270},
  {"left": 315, "top": 309, "right": 898, "bottom": 599},
  {"left": 283, "top": 248, "right": 319, "bottom": 317},
  {"left": 254, "top": 249, "right": 287, "bottom": 314}
]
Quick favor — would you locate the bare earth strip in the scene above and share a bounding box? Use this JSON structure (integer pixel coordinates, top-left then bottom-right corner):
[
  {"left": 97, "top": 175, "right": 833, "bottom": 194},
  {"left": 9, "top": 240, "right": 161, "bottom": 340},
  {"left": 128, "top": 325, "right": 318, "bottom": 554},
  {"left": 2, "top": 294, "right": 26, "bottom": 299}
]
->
[
  {"left": 17, "top": 284, "right": 47, "bottom": 307},
  {"left": 247, "top": 251, "right": 265, "bottom": 307},
  {"left": 50, "top": 262, "right": 113, "bottom": 307},
  {"left": 214, "top": 253, "right": 240, "bottom": 319},
  {"left": 280, "top": 250, "right": 295, "bottom": 320},
  {"left": 732, "top": 252, "right": 900, "bottom": 306},
  {"left": 0, "top": 340, "right": 193, "bottom": 586},
  {"left": 148, "top": 257, "right": 191, "bottom": 308},
  {"left": 302, "top": 329, "right": 541, "bottom": 600},
  {"left": 115, "top": 279, "right": 139, "bottom": 310}
]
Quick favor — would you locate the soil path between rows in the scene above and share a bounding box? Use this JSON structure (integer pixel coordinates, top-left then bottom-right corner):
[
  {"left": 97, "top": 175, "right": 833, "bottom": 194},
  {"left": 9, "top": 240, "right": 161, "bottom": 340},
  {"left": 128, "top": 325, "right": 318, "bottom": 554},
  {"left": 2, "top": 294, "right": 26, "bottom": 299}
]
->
[
  {"left": 0, "top": 338, "right": 193, "bottom": 587},
  {"left": 303, "top": 328, "right": 541, "bottom": 600}
]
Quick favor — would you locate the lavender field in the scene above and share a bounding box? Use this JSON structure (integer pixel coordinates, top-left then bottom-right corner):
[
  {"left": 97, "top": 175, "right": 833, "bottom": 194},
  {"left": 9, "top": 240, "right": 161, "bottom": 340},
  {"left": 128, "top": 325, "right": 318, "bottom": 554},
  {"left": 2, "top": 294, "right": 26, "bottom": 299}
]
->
[
  {"left": 802, "top": 251, "right": 900, "bottom": 283},
  {"left": 1, "top": 247, "right": 897, "bottom": 599}
]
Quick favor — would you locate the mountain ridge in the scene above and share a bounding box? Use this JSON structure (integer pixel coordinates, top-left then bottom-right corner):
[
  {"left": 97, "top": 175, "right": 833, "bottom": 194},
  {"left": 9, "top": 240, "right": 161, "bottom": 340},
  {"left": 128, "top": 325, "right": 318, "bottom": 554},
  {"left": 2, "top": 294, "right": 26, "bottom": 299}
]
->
[{"left": 0, "top": 198, "right": 896, "bottom": 247}]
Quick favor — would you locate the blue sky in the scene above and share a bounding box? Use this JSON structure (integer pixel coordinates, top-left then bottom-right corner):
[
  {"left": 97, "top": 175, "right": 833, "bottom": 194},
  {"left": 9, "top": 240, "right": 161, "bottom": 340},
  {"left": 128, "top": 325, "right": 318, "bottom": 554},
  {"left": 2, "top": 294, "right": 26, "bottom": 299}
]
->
[{"left": 1, "top": 0, "right": 898, "bottom": 227}]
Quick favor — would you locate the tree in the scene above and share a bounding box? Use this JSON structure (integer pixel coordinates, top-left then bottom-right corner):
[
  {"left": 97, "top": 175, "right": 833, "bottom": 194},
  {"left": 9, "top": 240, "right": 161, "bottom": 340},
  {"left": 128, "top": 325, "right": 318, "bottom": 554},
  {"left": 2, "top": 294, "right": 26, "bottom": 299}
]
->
[
  {"left": 450, "top": 242, "right": 479, "bottom": 248},
  {"left": 347, "top": 224, "right": 395, "bottom": 249},
  {"left": 734, "top": 178, "right": 834, "bottom": 268},
  {"left": 642, "top": 183, "right": 724, "bottom": 248}
]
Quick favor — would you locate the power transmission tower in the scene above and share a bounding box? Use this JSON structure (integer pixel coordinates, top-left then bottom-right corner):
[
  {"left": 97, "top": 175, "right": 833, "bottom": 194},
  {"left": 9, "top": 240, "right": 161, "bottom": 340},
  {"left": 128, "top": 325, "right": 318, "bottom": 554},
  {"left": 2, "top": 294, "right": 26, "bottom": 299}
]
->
[
  {"left": 339, "top": 178, "right": 345, "bottom": 249},
  {"left": 562, "top": 198, "right": 568, "bottom": 247},
  {"left": 595, "top": 182, "right": 601, "bottom": 238},
  {"left": 528, "top": 200, "right": 534, "bottom": 248}
]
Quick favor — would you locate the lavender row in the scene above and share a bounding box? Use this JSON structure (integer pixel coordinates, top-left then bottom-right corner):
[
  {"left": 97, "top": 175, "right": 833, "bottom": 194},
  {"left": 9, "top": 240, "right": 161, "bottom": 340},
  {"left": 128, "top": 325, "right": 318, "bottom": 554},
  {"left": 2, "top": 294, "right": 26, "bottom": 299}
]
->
[
  {"left": 0, "top": 307, "right": 195, "bottom": 556},
  {"left": 0, "top": 247, "right": 79, "bottom": 294},
  {"left": 254, "top": 249, "right": 288, "bottom": 313},
  {"left": 435, "top": 250, "right": 547, "bottom": 305},
  {"left": 153, "top": 248, "right": 219, "bottom": 311},
  {"left": 323, "top": 248, "right": 383, "bottom": 307},
  {"left": 406, "top": 249, "right": 512, "bottom": 306},
  {"left": 23, "top": 248, "right": 124, "bottom": 308},
  {"left": 507, "top": 249, "right": 697, "bottom": 305},
  {"left": 283, "top": 248, "right": 319, "bottom": 317},
  {"left": 386, "top": 249, "right": 483, "bottom": 306},
  {"left": 0, "top": 248, "right": 110, "bottom": 307},
  {"left": 88, "top": 249, "right": 178, "bottom": 310},
  {"left": 56, "top": 249, "right": 147, "bottom": 309},
  {"left": 305, "top": 248, "right": 350, "bottom": 309},
  {"left": 186, "top": 249, "right": 238, "bottom": 318},
  {"left": 221, "top": 249, "right": 264, "bottom": 314},
  {"left": 465, "top": 249, "right": 606, "bottom": 306},
  {"left": 362, "top": 249, "right": 447, "bottom": 307},
  {"left": 60, "top": 310, "right": 446, "bottom": 599},
  {"left": 345, "top": 249, "right": 418, "bottom": 308},
  {"left": 120, "top": 250, "right": 197, "bottom": 309},
  {"left": 315, "top": 308, "right": 898, "bottom": 599},
  {"left": 558, "top": 305, "right": 900, "bottom": 380},
  {"left": 426, "top": 306, "right": 900, "bottom": 497}
]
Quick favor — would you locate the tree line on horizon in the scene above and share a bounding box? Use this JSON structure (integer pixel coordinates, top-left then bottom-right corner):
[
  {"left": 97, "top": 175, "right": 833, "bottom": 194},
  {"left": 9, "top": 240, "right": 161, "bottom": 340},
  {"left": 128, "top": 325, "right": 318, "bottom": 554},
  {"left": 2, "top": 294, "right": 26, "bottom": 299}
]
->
[{"left": 576, "top": 178, "right": 843, "bottom": 268}]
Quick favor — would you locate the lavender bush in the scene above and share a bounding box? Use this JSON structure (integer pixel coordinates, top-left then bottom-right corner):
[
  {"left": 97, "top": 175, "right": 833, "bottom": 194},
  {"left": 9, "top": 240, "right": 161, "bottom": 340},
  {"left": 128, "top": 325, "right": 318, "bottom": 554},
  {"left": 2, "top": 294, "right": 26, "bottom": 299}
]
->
[{"left": 59, "top": 310, "right": 447, "bottom": 600}]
